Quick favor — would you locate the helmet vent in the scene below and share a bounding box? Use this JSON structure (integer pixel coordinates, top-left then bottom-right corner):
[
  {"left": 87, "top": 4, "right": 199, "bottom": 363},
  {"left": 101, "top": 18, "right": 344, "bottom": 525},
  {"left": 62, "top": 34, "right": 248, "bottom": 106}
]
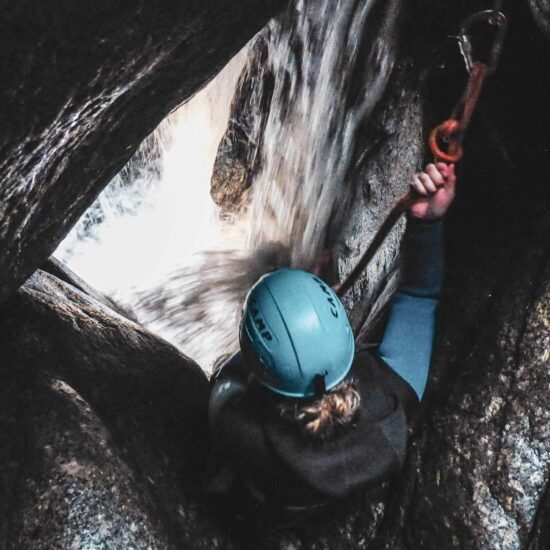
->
[{"left": 264, "top": 284, "right": 304, "bottom": 377}]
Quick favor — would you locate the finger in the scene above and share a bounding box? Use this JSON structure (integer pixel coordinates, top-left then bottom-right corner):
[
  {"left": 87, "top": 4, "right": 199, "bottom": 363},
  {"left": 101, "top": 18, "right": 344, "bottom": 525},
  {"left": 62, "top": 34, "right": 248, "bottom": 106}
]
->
[
  {"left": 436, "top": 162, "right": 456, "bottom": 184},
  {"left": 442, "top": 164, "right": 457, "bottom": 190},
  {"left": 436, "top": 162, "right": 450, "bottom": 179},
  {"left": 435, "top": 162, "right": 451, "bottom": 182},
  {"left": 419, "top": 172, "right": 437, "bottom": 193},
  {"left": 426, "top": 163, "right": 445, "bottom": 186},
  {"left": 448, "top": 163, "right": 456, "bottom": 183},
  {"left": 411, "top": 175, "right": 428, "bottom": 196}
]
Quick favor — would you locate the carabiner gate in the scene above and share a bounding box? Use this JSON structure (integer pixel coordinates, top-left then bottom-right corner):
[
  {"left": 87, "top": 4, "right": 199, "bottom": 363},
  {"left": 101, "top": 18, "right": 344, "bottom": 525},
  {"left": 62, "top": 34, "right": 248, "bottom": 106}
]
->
[{"left": 458, "top": 10, "right": 508, "bottom": 75}]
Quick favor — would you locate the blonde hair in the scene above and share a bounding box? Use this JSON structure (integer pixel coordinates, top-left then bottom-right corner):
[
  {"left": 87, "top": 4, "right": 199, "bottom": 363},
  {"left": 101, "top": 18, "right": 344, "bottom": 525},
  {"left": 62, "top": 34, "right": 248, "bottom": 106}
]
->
[{"left": 277, "top": 380, "right": 360, "bottom": 440}]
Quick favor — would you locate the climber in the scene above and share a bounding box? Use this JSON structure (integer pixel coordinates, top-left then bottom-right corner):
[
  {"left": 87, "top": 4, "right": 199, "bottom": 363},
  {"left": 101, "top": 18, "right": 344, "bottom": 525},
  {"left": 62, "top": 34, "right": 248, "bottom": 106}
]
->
[{"left": 208, "top": 162, "right": 456, "bottom": 510}]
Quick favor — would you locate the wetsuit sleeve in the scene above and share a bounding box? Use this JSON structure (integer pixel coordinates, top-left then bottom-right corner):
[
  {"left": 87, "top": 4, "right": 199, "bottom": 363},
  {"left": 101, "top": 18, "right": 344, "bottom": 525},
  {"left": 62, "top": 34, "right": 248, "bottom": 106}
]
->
[{"left": 377, "top": 219, "right": 444, "bottom": 400}]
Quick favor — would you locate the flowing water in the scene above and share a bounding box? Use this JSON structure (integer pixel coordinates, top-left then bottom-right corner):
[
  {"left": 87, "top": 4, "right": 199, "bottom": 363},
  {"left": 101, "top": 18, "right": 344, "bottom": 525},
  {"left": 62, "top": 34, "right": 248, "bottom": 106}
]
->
[
  {"left": 56, "top": 53, "right": 247, "bottom": 296},
  {"left": 248, "top": 0, "right": 396, "bottom": 267},
  {"left": 57, "top": 0, "right": 398, "bottom": 370}
]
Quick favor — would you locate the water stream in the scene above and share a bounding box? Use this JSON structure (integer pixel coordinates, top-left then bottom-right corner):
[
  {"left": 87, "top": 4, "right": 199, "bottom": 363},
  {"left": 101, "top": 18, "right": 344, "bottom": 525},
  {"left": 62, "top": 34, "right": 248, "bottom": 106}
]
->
[
  {"left": 56, "top": 0, "right": 398, "bottom": 370},
  {"left": 56, "top": 52, "right": 246, "bottom": 297},
  {"left": 248, "top": 0, "right": 396, "bottom": 266}
]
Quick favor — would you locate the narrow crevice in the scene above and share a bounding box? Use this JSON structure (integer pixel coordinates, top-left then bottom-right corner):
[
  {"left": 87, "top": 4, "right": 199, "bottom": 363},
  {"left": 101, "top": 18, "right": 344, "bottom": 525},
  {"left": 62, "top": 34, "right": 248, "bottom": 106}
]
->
[{"left": 526, "top": 479, "right": 550, "bottom": 550}]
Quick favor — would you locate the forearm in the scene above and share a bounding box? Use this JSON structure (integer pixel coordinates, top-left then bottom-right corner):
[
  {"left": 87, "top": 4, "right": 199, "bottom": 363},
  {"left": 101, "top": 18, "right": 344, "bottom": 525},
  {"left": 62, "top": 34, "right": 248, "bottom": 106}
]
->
[{"left": 378, "top": 219, "right": 444, "bottom": 399}]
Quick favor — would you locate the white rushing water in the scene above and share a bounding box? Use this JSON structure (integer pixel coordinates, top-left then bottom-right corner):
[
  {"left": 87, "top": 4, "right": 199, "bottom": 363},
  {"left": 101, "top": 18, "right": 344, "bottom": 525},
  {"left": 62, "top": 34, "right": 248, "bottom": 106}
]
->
[
  {"left": 56, "top": 52, "right": 248, "bottom": 298},
  {"left": 57, "top": 0, "right": 398, "bottom": 370},
  {"left": 249, "top": 0, "right": 396, "bottom": 267}
]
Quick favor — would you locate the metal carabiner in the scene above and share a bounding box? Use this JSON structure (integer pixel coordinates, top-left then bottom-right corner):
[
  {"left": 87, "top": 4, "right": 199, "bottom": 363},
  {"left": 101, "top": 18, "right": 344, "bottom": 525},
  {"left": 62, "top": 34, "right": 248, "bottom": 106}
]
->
[{"left": 458, "top": 10, "right": 508, "bottom": 75}]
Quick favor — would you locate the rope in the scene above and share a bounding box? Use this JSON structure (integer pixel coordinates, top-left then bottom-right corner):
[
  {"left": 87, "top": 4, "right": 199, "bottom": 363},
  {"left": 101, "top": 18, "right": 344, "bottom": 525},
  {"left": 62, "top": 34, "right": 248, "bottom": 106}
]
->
[
  {"left": 335, "top": 197, "right": 408, "bottom": 296},
  {"left": 335, "top": 8, "right": 507, "bottom": 298}
]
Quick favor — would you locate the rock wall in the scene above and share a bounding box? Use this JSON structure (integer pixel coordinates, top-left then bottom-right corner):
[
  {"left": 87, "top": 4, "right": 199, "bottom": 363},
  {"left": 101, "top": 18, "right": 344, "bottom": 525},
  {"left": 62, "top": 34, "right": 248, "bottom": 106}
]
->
[
  {"left": 529, "top": 0, "right": 550, "bottom": 34},
  {"left": 0, "top": 269, "right": 222, "bottom": 548},
  {"left": 0, "top": 0, "right": 287, "bottom": 306},
  {"left": 205, "top": 1, "right": 550, "bottom": 548}
]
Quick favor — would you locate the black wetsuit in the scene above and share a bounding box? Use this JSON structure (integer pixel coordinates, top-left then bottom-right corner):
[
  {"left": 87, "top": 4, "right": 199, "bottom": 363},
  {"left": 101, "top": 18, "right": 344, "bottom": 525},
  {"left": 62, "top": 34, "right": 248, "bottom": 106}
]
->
[
  {"left": 209, "top": 349, "right": 418, "bottom": 504},
  {"left": 208, "top": 219, "right": 443, "bottom": 504}
]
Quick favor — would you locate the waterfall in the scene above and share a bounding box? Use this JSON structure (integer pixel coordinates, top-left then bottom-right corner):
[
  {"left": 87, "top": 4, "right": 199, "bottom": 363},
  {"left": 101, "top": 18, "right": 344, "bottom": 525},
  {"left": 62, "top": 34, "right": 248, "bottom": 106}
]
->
[
  {"left": 57, "top": 0, "right": 399, "bottom": 371},
  {"left": 55, "top": 52, "right": 247, "bottom": 301},
  {"left": 249, "top": 0, "right": 397, "bottom": 268}
]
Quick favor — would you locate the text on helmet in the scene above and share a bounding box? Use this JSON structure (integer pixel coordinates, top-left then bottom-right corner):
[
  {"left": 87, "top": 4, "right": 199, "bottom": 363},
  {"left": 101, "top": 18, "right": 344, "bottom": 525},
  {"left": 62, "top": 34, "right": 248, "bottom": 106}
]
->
[
  {"left": 312, "top": 276, "right": 339, "bottom": 318},
  {"left": 250, "top": 301, "right": 273, "bottom": 341}
]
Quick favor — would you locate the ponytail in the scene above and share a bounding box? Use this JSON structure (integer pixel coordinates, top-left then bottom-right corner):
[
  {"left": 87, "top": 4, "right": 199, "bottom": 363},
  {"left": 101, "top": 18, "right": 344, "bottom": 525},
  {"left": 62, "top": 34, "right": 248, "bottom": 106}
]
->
[{"left": 277, "top": 380, "right": 360, "bottom": 440}]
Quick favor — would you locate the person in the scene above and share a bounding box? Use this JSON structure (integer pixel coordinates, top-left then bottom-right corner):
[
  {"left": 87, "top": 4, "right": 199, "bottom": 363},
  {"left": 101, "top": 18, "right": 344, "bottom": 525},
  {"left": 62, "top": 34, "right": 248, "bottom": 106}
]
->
[{"left": 208, "top": 162, "right": 457, "bottom": 511}]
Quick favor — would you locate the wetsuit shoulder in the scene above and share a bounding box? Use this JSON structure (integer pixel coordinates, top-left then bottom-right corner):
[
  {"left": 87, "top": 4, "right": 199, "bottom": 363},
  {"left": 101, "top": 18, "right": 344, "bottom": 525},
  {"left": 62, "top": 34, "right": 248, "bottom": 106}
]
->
[
  {"left": 209, "top": 352, "right": 249, "bottom": 422},
  {"left": 354, "top": 348, "right": 420, "bottom": 419},
  {"left": 264, "top": 350, "right": 418, "bottom": 499}
]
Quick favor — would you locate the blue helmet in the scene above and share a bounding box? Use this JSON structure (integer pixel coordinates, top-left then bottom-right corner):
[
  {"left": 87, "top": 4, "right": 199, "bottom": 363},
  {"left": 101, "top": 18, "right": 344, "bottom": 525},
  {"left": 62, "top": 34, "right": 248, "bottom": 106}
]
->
[{"left": 240, "top": 268, "right": 355, "bottom": 398}]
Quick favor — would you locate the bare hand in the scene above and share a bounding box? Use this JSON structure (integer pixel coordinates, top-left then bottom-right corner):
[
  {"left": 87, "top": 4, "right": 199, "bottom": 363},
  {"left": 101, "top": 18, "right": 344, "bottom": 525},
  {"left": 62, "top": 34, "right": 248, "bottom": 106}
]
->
[{"left": 409, "top": 163, "right": 457, "bottom": 220}]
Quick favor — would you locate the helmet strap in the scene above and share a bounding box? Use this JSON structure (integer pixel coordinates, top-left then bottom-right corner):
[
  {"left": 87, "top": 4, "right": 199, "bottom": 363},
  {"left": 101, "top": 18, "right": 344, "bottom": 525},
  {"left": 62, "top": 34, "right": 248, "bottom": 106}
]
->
[{"left": 314, "top": 374, "right": 327, "bottom": 397}]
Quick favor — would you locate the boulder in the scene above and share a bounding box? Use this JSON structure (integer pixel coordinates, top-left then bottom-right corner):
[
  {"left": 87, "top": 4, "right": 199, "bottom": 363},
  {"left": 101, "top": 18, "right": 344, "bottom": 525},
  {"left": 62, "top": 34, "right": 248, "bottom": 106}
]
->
[
  {"left": 0, "top": 269, "right": 226, "bottom": 548},
  {"left": 0, "top": 375, "right": 174, "bottom": 549}
]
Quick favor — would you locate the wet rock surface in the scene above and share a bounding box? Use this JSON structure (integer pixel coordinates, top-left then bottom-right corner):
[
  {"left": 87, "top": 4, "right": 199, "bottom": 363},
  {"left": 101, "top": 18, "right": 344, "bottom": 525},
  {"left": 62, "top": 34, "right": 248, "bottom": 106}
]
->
[{"left": 0, "top": 0, "right": 287, "bottom": 307}]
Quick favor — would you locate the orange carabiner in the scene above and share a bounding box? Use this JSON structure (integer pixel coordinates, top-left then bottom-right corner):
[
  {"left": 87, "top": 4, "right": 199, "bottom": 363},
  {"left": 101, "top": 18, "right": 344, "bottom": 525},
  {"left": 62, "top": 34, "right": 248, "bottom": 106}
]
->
[
  {"left": 429, "top": 119, "right": 463, "bottom": 163},
  {"left": 428, "top": 7, "right": 506, "bottom": 164}
]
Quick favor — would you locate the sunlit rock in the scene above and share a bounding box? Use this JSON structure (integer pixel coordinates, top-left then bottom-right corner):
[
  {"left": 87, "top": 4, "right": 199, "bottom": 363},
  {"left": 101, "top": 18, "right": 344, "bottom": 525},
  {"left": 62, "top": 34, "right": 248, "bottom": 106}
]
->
[
  {"left": 211, "top": 32, "right": 274, "bottom": 214},
  {"left": 41, "top": 257, "right": 137, "bottom": 321}
]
